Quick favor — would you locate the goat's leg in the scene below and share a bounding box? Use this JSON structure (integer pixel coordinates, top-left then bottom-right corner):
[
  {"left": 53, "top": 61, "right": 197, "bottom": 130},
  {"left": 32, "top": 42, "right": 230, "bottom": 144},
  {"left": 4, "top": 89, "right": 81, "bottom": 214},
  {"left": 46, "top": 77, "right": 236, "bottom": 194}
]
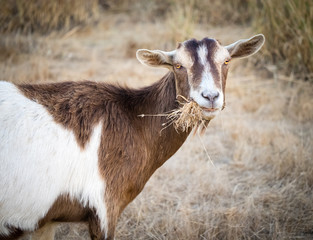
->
[
  {"left": 88, "top": 213, "right": 103, "bottom": 240},
  {"left": 30, "top": 222, "right": 57, "bottom": 240},
  {"left": 88, "top": 214, "right": 116, "bottom": 240}
]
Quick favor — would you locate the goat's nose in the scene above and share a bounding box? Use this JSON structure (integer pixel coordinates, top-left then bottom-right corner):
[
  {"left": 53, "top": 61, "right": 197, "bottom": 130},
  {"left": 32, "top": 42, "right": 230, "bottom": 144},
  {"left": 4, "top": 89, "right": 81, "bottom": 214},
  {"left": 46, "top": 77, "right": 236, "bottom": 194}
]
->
[{"left": 201, "top": 91, "right": 219, "bottom": 102}]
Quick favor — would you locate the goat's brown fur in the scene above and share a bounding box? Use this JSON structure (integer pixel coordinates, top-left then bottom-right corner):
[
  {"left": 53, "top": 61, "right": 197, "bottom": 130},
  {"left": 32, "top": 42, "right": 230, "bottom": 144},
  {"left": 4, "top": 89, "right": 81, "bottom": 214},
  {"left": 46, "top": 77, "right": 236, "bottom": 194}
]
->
[
  {"left": 17, "top": 72, "right": 190, "bottom": 239},
  {"left": 1, "top": 34, "right": 264, "bottom": 240}
]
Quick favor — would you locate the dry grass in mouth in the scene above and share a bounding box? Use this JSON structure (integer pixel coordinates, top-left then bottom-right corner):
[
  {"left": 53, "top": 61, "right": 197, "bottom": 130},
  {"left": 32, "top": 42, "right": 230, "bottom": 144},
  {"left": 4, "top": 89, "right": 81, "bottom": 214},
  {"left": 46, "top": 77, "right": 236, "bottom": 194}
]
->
[{"left": 139, "top": 95, "right": 209, "bottom": 133}]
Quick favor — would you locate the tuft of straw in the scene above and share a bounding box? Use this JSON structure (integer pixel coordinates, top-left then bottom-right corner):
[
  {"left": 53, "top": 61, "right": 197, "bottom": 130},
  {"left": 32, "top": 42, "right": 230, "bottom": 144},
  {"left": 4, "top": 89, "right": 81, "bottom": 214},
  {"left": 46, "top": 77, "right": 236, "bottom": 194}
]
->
[
  {"left": 139, "top": 96, "right": 210, "bottom": 133},
  {"left": 165, "top": 98, "right": 209, "bottom": 133}
]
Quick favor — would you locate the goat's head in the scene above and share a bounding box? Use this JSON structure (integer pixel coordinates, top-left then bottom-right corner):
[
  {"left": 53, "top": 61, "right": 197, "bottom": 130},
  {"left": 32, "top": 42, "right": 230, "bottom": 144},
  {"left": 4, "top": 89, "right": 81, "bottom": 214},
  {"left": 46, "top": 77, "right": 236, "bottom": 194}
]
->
[{"left": 137, "top": 34, "right": 265, "bottom": 120}]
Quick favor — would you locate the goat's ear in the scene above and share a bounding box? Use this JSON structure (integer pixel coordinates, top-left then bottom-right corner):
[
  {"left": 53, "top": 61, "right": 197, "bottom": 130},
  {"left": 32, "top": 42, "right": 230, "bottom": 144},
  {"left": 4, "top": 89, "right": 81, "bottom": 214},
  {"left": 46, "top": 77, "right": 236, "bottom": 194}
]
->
[
  {"left": 136, "top": 49, "right": 175, "bottom": 69},
  {"left": 225, "top": 34, "right": 265, "bottom": 59}
]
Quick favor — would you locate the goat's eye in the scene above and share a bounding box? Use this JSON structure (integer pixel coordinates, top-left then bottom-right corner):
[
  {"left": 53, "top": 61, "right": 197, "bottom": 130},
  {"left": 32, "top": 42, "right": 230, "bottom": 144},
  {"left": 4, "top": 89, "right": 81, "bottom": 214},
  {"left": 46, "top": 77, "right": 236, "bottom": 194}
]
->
[
  {"left": 224, "top": 60, "right": 230, "bottom": 65},
  {"left": 175, "top": 64, "right": 182, "bottom": 69}
]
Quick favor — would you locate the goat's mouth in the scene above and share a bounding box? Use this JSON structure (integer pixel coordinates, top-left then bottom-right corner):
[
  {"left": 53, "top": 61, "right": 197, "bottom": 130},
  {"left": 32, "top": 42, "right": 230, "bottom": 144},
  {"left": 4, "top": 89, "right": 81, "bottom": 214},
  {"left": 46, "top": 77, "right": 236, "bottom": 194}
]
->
[
  {"left": 200, "top": 106, "right": 221, "bottom": 120},
  {"left": 201, "top": 107, "right": 219, "bottom": 112},
  {"left": 187, "top": 97, "right": 222, "bottom": 117}
]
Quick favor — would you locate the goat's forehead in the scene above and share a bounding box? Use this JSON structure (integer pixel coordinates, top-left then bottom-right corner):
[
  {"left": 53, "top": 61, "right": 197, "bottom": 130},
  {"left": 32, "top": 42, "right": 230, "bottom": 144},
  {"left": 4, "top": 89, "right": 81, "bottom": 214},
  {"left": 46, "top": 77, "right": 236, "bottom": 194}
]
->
[{"left": 175, "top": 38, "right": 229, "bottom": 66}]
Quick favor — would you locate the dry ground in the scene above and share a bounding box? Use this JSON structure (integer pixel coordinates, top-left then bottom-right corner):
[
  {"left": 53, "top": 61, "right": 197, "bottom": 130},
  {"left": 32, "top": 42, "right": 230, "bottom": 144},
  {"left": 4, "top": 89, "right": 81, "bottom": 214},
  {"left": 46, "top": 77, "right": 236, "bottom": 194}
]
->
[{"left": 1, "top": 14, "right": 313, "bottom": 240}]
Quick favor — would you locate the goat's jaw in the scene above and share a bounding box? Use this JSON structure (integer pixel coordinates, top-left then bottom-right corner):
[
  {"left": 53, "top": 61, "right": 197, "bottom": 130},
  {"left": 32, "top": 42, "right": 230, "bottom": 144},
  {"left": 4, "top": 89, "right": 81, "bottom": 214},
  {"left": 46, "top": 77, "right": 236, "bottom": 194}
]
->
[{"left": 201, "top": 107, "right": 222, "bottom": 120}]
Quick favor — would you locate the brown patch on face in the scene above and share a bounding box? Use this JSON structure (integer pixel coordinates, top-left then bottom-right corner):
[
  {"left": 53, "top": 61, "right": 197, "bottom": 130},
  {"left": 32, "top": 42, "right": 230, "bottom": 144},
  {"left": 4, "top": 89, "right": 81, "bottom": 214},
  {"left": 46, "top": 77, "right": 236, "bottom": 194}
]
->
[
  {"left": 182, "top": 38, "right": 221, "bottom": 90},
  {"left": 183, "top": 39, "right": 203, "bottom": 87},
  {"left": 221, "top": 63, "right": 229, "bottom": 105},
  {"left": 173, "top": 66, "right": 190, "bottom": 97},
  {"left": 202, "top": 38, "right": 221, "bottom": 89}
]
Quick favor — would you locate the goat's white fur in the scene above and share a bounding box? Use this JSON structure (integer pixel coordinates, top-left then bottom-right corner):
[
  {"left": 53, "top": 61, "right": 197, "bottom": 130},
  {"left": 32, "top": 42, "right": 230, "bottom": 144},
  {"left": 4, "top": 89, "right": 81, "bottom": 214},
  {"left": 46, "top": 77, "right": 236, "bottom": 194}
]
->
[
  {"left": 0, "top": 81, "right": 108, "bottom": 237},
  {"left": 189, "top": 45, "right": 227, "bottom": 118}
]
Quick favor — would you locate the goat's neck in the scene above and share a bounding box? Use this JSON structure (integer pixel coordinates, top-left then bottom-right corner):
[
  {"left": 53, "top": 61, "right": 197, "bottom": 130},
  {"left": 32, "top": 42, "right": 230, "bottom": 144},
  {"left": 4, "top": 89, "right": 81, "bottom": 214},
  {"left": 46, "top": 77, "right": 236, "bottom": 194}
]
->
[
  {"left": 134, "top": 72, "right": 191, "bottom": 171},
  {"left": 104, "top": 72, "right": 192, "bottom": 216}
]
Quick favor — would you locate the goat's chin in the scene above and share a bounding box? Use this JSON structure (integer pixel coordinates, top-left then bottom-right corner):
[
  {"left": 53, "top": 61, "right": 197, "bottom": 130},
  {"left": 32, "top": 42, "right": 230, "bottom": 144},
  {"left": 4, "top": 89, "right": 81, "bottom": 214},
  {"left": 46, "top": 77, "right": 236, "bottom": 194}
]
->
[{"left": 201, "top": 108, "right": 221, "bottom": 120}]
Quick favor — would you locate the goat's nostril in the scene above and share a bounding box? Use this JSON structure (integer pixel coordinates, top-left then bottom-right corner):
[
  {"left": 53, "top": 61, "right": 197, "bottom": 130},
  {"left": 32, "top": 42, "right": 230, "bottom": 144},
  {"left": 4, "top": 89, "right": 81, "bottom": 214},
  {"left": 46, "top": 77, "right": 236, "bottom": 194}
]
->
[
  {"left": 201, "top": 91, "right": 219, "bottom": 102},
  {"left": 201, "top": 92, "right": 208, "bottom": 100},
  {"left": 213, "top": 92, "right": 219, "bottom": 100}
]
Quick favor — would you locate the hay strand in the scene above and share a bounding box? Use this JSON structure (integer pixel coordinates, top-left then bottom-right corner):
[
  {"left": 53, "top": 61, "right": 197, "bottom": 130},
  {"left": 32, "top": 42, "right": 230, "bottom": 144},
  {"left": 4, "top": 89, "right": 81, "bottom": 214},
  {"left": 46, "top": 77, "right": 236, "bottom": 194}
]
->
[{"left": 139, "top": 95, "right": 209, "bottom": 133}]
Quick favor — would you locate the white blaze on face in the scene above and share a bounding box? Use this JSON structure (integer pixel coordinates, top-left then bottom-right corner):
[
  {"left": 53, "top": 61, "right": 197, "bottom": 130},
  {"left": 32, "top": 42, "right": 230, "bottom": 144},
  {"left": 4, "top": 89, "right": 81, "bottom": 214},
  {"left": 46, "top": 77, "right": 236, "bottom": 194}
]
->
[
  {"left": 195, "top": 45, "right": 217, "bottom": 103},
  {"left": 188, "top": 42, "right": 230, "bottom": 120}
]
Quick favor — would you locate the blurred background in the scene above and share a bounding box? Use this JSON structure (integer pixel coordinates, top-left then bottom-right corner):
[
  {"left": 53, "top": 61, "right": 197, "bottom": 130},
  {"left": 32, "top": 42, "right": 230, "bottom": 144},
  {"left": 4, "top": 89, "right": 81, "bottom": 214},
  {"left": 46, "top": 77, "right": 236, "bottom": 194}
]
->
[{"left": 1, "top": 1, "right": 312, "bottom": 239}]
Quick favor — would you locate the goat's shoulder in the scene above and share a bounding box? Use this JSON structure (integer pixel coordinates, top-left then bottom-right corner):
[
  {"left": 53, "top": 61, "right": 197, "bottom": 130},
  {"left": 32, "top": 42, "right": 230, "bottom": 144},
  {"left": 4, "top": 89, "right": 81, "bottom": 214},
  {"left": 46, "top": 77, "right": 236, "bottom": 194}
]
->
[
  {"left": 15, "top": 80, "right": 143, "bottom": 148},
  {"left": 15, "top": 81, "right": 115, "bottom": 147}
]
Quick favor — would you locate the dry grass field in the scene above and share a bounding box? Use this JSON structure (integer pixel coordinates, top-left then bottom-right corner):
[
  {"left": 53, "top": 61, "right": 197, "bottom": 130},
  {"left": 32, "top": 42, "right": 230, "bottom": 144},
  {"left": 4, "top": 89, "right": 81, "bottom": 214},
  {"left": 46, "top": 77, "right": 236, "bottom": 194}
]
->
[{"left": 1, "top": 1, "right": 313, "bottom": 240}]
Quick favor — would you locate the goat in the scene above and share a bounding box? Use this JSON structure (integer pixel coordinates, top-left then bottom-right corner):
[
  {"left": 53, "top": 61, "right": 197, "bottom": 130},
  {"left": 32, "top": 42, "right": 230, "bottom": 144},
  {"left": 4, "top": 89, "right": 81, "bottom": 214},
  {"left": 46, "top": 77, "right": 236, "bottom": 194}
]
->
[{"left": 0, "top": 34, "right": 264, "bottom": 240}]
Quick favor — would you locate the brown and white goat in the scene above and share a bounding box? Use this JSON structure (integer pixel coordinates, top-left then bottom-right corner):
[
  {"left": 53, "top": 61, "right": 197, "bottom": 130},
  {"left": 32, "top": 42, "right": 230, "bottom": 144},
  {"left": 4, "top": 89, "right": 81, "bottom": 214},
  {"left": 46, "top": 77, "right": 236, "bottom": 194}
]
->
[{"left": 0, "top": 34, "right": 264, "bottom": 240}]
